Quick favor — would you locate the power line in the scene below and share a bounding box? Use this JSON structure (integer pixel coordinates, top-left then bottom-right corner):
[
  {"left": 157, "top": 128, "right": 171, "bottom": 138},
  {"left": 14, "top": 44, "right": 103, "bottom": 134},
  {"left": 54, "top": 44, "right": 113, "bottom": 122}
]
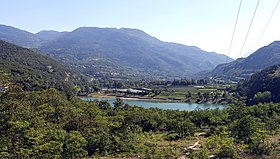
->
[
  {"left": 254, "top": 0, "right": 280, "bottom": 50},
  {"left": 239, "top": 0, "right": 261, "bottom": 57},
  {"left": 226, "top": 0, "right": 243, "bottom": 63}
]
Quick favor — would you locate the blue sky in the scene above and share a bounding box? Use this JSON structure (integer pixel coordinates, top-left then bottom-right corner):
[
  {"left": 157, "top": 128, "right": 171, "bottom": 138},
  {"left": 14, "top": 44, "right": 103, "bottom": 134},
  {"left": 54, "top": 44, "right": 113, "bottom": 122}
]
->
[{"left": 1, "top": 0, "right": 280, "bottom": 59}]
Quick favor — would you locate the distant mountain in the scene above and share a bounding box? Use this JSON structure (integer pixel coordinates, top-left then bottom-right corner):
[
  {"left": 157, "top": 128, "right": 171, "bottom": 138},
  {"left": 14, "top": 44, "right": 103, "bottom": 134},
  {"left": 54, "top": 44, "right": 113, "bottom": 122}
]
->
[
  {"left": 0, "top": 40, "right": 88, "bottom": 92},
  {"left": 36, "top": 30, "right": 67, "bottom": 41},
  {"left": 237, "top": 64, "right": 280, "bottom": 104},
  {"left": 0, "top": 24, "right": 42, "bottom": 48},
  {"left": 0, "top": 24, "right": 233, "bottom": 80},
  {"left": 38, "top": 27, "right": 232, "bottom": 80},
  {"left": 210, "top": 41, "right": 280, "bottom": 79}
]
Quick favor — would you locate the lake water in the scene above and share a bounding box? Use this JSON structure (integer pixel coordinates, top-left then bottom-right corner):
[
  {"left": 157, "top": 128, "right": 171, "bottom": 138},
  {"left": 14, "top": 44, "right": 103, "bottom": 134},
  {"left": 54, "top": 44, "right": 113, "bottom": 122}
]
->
[{"left": 80, "top": 97, "right": 225, "bottom": 111}]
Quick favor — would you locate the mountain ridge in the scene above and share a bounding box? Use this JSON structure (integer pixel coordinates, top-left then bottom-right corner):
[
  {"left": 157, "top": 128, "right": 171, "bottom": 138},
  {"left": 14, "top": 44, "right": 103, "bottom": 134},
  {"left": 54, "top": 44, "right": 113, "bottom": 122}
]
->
[
  {"left": 0, "top": 24, "right": 233, "bottom": 80},
  {"left": 38, "top": 26, "right": 233, "bottom": 79},
  {"left": 36, "top": 30, "right": 68, "bottom": 41},
  {"left": 208, "top": 41, "right": 280, "bottom": 80},
  {"left": 0, "top": 24, "right": 42, "bottom": 48}
]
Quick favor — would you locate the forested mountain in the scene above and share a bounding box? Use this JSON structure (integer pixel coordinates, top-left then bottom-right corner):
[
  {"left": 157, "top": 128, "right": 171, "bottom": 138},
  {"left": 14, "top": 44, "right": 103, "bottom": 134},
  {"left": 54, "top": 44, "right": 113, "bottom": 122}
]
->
[
  {"left": 0, "top": 24, "right": 233, "bottom": 80},
  {"left": 0, "top": 24, "right": 42, "bottom": 48},
  {"left": 210, "top": 41, "right": 280, "bottom": 79},
  {"left": 237, "top": 64, "right": 280, "bottom": 105},
  {"left": 0, "top": 40, "right": 88, "bottom": 92},
  {"left": 38, "top": 27, "right": 232, "bottom": 79}
]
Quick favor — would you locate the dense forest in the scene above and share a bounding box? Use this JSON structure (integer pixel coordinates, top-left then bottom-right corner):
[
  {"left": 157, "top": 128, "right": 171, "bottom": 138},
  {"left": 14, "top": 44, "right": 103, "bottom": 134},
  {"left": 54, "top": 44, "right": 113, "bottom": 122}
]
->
[
  {"left": 0, "top": 73, "right": 279, "bottom": 158},
  {"left": 0, "top": 40, "right": 92, "bottom": 96},
  {"left": 237, "top": 64, "right": 280, "bottom": 105}
]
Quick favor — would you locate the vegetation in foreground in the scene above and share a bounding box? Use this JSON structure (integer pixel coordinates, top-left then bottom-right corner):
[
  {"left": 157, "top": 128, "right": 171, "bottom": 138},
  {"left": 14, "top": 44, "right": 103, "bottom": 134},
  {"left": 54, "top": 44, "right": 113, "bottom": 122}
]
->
[
  {"left": 0, "top": 40, "right": 280, "bottom": 158},
  {"left": 0, "top": 80, "right": 279, "bottom": 158}
]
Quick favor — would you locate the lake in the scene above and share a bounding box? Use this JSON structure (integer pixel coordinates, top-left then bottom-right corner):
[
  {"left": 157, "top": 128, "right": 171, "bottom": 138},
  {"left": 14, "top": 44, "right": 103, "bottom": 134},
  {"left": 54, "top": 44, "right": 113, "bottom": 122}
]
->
[{"left": 80, "top": 97, "right": 225, "bottom": 111}]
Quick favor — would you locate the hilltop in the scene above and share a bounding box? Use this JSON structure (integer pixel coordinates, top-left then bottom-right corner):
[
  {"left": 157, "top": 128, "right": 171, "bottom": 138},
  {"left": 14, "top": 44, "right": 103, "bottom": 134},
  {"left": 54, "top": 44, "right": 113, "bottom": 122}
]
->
[
  {"left": 0, "top": 24, "right": 233, "bottom": 80},
  {"left": 38, "top": 27, "right": 232, "bottom": 79},
  {"left": 209, "top": 41, "right": 280, "bottom": 80}
]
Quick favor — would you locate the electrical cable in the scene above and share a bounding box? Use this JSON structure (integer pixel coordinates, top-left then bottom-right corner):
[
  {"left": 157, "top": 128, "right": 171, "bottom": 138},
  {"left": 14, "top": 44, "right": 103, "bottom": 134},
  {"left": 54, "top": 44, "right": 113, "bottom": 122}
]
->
[
  {"left": 254, "top": 0, "right": 280, "bottom": 50},
  {"left": 239, "top": 0, "right": 261, "bottom": 57},
  {"left": 226, "top": 0, "right": 243, "bottom": 63}
]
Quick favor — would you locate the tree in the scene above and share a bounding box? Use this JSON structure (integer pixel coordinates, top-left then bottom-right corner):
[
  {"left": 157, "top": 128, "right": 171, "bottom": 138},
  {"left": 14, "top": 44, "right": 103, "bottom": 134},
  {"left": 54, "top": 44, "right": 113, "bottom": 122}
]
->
[
  {"left": 37, "top": 129, "right": 66, "bottom": 158},
  {"left": 253, "top": 91, "right": 271, "bottom": 104},
  {"left": 113, "top": 98, "right": 124, "bottom": 110},
  {"left": 85, "top": 128, "right": 112, "bottom": 156},
  {"left": 174, "top": 118, "right": 195, "bottom": 138},
  {"left": 229, "top": 115, "right": 266, "bottom": 145},
  {"left": 98, "top": 100, "right": 112, "bottom": 110},
  {"left": 62, "top": 131, "right": 87, "bottom": 158},
  {"left": 5, "top": 121, "right": 31, "bottom": 158},
  {"left": 203, "top": 92, "right": 210, "bottom": 101},
  {"left": 206, "top": 135, "right": 240, "bottom": 159},
  {"left": 186, "top": 91, "right": 192, "bottom": 98}
]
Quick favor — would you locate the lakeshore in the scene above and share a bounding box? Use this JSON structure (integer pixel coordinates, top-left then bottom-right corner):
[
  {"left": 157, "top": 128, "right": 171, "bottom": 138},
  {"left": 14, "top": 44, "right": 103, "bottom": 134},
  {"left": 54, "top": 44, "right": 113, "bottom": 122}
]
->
[
  {"left": 80, "top": 96, "right": 225, "bottom": 111},
  {"left": 85, "top": 84, "right": 235, "bottom": 105}
]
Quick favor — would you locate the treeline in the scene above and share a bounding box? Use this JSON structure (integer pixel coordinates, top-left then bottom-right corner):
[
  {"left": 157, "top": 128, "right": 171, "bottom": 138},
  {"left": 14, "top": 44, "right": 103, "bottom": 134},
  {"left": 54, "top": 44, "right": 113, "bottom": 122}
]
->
[
  {"left": 92, "top": 78, "right": 211, "bottom": 90},
  {"left": 92, "top": 78, "right": 151, "bottom": 90},
  {"left": 151, "top": 79, "right": 208, "bottom": 86},
  {"left": 186, "top": 91, "right": 240, "bottom": 104},
  {"left": 0, "top": 86, "right": 279, "bottom": 158},
  {"left": 237, "top": 64, "right": 280, "bottom": 105}
]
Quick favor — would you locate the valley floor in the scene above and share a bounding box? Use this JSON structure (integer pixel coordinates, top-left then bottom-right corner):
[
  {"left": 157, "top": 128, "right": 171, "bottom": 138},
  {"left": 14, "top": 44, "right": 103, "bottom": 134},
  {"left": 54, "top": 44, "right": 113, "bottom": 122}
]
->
[{"left": 88, "top": 84, "right": 235, "bottom": 105}]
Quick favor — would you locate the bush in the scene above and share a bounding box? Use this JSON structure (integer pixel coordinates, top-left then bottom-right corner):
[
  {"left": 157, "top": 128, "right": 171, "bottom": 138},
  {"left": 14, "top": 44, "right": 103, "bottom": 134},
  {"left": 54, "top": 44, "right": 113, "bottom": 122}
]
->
[{"left": 163, "top": 133, "right": 180, "bottom": 141}]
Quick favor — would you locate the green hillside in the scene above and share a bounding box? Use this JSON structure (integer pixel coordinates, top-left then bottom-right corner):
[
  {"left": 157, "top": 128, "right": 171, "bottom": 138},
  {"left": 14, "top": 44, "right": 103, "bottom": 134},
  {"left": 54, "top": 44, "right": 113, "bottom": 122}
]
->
[
  {"left": 0, "top": 24, "right": 233, "bottom": 80},
  {"left": 0, "top": 40, "right": 88, "bottom": 92},
  {"left": 237, "top": 64, "right": 280, "bottom": 105},
  {"left": 39, "top": 27, "right": 232, "bottom": 79},
  {"left": 210, "top": 41, "right": 280, "bottom": 79}
]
